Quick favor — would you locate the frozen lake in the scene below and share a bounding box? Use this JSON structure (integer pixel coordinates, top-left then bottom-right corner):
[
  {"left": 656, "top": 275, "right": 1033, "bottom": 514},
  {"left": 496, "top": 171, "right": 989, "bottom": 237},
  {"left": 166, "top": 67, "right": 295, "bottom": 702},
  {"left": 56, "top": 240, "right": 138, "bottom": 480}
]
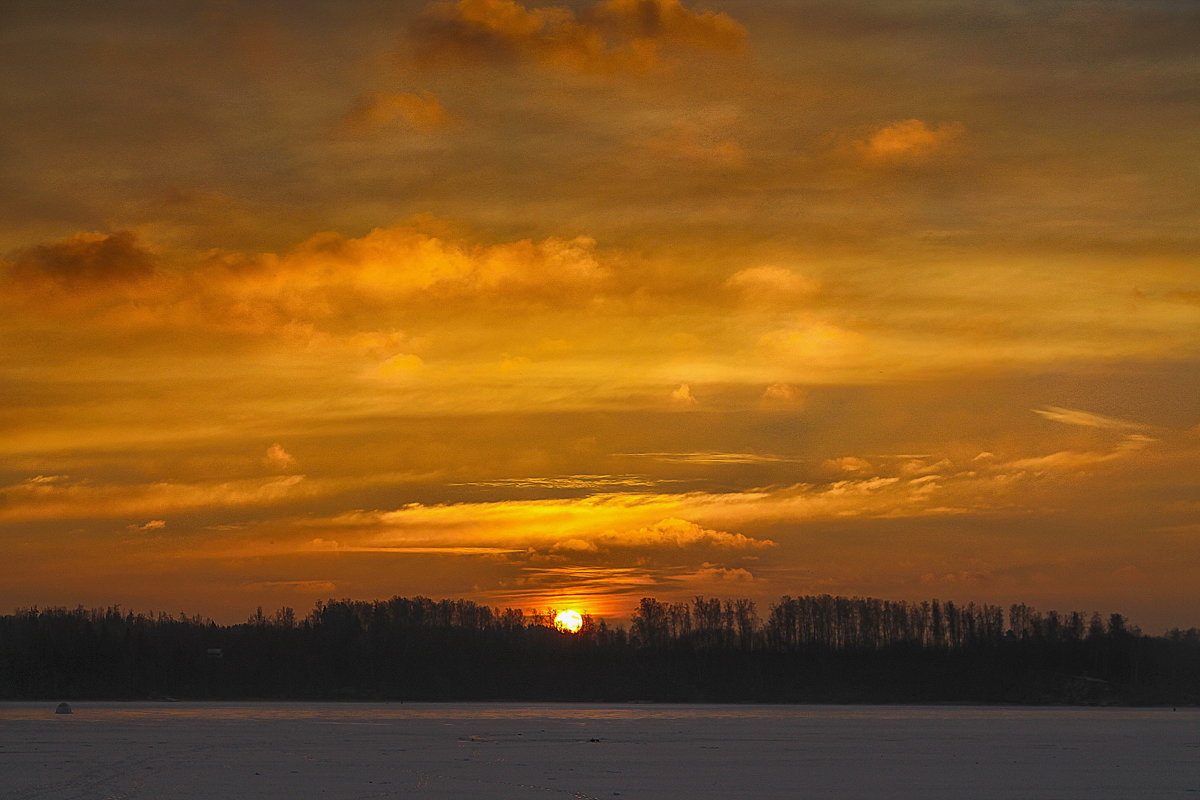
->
[{"left": 1, "top": 702, "right": 1197, "bottom": 799}]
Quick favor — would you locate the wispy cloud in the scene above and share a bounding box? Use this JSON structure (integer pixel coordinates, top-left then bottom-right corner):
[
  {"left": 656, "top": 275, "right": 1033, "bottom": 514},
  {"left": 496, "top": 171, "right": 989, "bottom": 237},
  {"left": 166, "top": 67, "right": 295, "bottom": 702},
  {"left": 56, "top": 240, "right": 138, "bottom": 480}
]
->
[
  {"left": 1004, "top": 433, "right": 1156, "bottom": 473},
  {"left": 0, "top": 474, "right": 309, "bottom": 522},
  {"left": 619, "top": 451, "right": 802, "bottom": 464},
  {"left": 454, "top": 474, "right": 666, "bottom": 489},
  {"left": 1034, "top": 406, "right": 1150, "bottom": 431},
  {"left": 550, "top": 517, "right": 774, "bottom": 554},
  {"left": 307, "top": 541, "right": 523, "bottom": 556}
]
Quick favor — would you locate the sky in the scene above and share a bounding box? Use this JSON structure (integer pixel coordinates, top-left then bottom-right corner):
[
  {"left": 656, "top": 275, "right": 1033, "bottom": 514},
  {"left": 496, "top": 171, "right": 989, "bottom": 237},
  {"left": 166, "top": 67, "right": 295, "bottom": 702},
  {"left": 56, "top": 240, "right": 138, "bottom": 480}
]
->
[{"left": 2, "top": 0, "right": 1198, "bottom": 631}]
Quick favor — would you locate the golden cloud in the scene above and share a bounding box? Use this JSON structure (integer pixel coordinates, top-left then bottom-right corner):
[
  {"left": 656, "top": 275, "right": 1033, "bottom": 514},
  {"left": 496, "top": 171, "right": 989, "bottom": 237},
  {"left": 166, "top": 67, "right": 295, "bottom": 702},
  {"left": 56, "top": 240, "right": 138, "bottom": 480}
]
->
[
  {"left": 375, "top": 353, "right": 427, "bottom": 376},
  {"left": 761, "top": 383, "right": 804, "bottom": 404},
  {"left": 248, "top": 472, "right": 988, "bottom": 558},
  {"left": 458, "top": 475, "right": 661, "bottom": 489},
  {"left": 1033, "top": 406, "right": 1150, "bottom": 431},
  {"left": 576, "top": 517, "right": 775, "bottom": 551},
  {"left": 725, "top": 265, "right": 819, "bottom": 309},
  {"left": 217, "top": 226, "right": 609, "bottom": 303},
  {"left": 676, "top": 563, "right": 756, "bottom": 583},
  {"left": 0, "top": 474, "right": 309, "bottom": 523},
  {"left": 2, "top": 225, "right": 611, "bottom": 339},
  {"left": 412, "top": 0, "right": 745, "bottom": 74},
  {"left": 1004, "top": 433, "right": 1156, "bottom": 474},
  {"left": 824, "top": 456, "right": 873, "bottom": 474},
  {"left": 854, "top": 119, "right": 965, "bottom": 164},
  {"left": 757, "top": 322, "right": 868, "bottom": 369},
  {"left": 8, "top": 421, "right": 1191, "bottom": 624},
  {"left": 669, "top": 382, "right": 699, "bottom": 405},
  {"left": 620, "top": 451, "right": 801, "bottom": 464},
  {"left": 262, "top": 443, "right": 297, "bottom": 470}
]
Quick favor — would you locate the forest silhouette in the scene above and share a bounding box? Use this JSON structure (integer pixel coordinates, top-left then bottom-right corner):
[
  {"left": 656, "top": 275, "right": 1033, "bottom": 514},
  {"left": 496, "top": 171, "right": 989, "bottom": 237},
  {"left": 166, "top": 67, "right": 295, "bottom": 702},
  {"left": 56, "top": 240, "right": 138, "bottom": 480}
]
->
[{"left": 3, "top": 594, "right": 1197, "bottom": 704}]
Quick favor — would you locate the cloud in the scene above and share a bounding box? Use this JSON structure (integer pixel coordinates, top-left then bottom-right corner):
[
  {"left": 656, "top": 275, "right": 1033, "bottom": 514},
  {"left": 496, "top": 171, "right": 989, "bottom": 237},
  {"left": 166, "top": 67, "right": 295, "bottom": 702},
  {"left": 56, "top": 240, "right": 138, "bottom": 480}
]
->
[
  {"left": 411, "top": 0, "right": 745, "bottom": 74},
  {"left": 456, "top": 474, "right": 663, "bottom": 489},
  {"left": 898, "top": 457, "right": 951, "bottom": 478},
  {"left": 854, "top": 119, "right": 964, "bottom": 163},
  {"left": 825, "top": 456, "right": 873, "bottom": 473},
  {"left": 261, "top": 474, "right": 983, "bottom": 559},
  {"left": 128, "top": 519, "right": 167, "bottom": 532},
  {"left": 219, "top": 225, "right": 609, "bottom": 304},
  {"left": 1003, "top": 433, "right": 1155, "bottom": 473},
  {"left": 340, "top": 91, "right": 452, "bottom": 135},
  {"left": 757, "top": 323, "right": 867, "bottom": 368},
  {"left": 676, "top": 563, "right": 756, "bottom": 583},
  {"left": 258, "top": 492, "right": 779, "bottom": 566},
  {"left": 762, "top": 383, "right": 803, "bottom": 403},
  {"left": 4, "top": 231, "right": 155, "bottom": 288},
  {"left": 670, "top": 383, "right": 698, "bottom": 405},
  {"left": 26, "top": 475, "right": 67, "bottom": 484},
  {"left": 376, "top": 353, "right": 426, "bottom": 376},
  {"left": 263, "top": 443, "right": 297, "bottom": 470},
  {"left": 919, "top": 570, "right": 992, "bottom": 587},
  {"left": 307, "top": 542, "right": 523, "bottom": 555},
  {"left": 3, "top": 224, "right": 611, "bottom": 338},
  {"left": 620, "top": 451, "right": 801, "bottom": 464},
  {"left": 0, "top": 474, "right": 308, "bottom": 522},
  {"left": 595, "top": 0, "right": 745, "bottom": 46},
  {"left": 89, "top": 425, "right": 1194, "bottom": 621},
  {"left": 725, "top": 265, "right": 818, "bottom": 306},
  {"left": 2, "top": 231, "right": 160, "bottom": 310},
  {"left": 486, "top": 565, "right": 660, "bottom": 609},
  {"left": 575, "top": 517, "right": 775, "bottom": 552},
  {"left": 1033, "top": 406, "right": 1150, "bottom": 431},
  {"left": 489, "top": 525, "right": 766, "bottom": 608}
]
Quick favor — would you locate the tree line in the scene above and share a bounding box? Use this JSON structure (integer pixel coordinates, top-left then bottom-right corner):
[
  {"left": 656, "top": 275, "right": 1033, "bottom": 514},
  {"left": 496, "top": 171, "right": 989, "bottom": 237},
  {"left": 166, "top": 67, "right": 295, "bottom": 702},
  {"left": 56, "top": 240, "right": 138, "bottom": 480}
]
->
[{"left": 1, "top": 594, "right": 1196, "bottom": 704}]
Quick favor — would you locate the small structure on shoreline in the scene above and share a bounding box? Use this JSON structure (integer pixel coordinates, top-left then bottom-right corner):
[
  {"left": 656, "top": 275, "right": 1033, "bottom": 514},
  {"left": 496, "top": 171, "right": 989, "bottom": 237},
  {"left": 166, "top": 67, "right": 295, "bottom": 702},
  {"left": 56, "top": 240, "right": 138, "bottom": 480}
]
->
[{"left": 55, "top": 702, "right": 72, "bottom": 715}]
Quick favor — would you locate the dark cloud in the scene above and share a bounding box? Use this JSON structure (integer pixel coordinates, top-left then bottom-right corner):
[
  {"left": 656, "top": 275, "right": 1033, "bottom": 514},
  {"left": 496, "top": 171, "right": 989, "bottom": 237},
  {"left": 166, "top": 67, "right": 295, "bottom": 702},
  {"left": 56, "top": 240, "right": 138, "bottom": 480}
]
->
[
  {"left": 411, "top": 0, "right": 745, "bottom": 74},
  {"left": 5, "top": 231, "right": 155, "bottom": 289}
]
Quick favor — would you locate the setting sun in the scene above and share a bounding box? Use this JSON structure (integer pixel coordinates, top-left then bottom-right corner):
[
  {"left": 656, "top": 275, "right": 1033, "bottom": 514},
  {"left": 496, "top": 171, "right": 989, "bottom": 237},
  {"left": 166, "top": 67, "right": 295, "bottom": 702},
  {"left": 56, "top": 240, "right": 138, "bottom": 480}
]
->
[{"left": 553, "top": 610, "right": 584, "bottom": 634}]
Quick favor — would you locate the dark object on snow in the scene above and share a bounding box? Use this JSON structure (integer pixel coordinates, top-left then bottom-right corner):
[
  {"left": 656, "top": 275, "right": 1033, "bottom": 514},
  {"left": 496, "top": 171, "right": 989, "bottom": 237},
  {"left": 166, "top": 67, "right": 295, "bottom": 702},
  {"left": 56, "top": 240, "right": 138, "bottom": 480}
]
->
[{"left": 55, "top": 702, "right": 72, "bottom": 714}]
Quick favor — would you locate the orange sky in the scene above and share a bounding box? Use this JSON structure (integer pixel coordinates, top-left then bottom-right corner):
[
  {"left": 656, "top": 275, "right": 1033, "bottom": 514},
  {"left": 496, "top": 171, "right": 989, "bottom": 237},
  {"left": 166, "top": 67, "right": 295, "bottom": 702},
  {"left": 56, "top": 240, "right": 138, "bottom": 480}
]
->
[{"left": 2, "top": 0, "right": 1198, "bottom": 630}]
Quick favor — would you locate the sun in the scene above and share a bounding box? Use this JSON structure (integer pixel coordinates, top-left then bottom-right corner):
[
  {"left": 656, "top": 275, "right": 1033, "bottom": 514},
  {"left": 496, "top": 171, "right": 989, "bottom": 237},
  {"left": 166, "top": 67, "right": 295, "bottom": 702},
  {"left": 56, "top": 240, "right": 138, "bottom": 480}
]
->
[{"left": 553, "top": 609, "right": 584, "bottom": 634}]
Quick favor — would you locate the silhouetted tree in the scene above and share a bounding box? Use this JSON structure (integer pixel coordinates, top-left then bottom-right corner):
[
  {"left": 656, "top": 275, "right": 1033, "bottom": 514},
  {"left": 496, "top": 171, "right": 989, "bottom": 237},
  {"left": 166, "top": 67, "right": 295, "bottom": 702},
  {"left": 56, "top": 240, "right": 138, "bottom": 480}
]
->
[{"left": 0, "top": 594, "right": 1195, "bottom": 704}]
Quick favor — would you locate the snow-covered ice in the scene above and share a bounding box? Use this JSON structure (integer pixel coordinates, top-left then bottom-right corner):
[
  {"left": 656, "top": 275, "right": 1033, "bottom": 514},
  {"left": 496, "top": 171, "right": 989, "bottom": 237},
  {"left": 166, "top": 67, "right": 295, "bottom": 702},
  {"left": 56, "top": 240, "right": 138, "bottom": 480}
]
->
[{"left": 1, "top": 702, "right": 1196, "bottom": 799}]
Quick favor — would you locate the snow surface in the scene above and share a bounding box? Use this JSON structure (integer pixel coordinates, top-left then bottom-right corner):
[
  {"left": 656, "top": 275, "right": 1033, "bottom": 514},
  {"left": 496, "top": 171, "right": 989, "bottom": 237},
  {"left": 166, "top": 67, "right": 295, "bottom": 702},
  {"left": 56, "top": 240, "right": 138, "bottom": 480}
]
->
[{"left": 1, "top": 702, "right": 1197, "bottom": 799}]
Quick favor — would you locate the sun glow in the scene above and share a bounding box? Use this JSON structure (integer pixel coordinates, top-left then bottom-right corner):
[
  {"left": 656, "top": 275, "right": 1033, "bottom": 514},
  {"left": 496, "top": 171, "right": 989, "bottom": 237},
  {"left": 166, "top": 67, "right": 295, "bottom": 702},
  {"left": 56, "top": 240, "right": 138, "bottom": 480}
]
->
[{"left": 553, "top": 609, "right": 584, "bottom": 634}]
